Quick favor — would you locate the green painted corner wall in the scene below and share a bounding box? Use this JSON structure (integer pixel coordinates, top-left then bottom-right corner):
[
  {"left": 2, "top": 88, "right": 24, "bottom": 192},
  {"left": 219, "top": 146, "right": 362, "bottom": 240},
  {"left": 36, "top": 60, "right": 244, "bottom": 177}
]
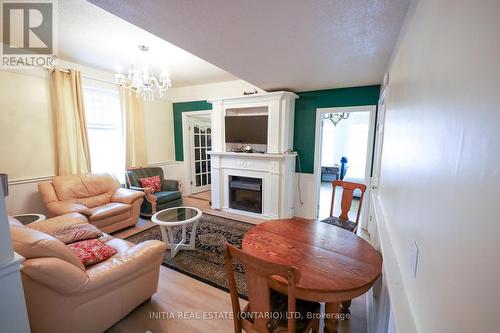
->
[
  {"left": 173, "top": 101, "right": 212, "bottom": 161},
  {"left": 293, "top": 85, "right": 380, "bottom": 173},
  {"left": 172, "top": 85, "right": 380, "bottom": 172}
]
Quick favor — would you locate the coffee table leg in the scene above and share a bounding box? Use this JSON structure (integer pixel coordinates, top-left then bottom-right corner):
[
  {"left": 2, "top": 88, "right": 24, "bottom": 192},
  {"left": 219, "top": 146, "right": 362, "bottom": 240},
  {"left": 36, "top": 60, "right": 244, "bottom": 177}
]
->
[
  {"left": 159, "top": 226, "right": 170, "bottom": 248},
  {"left": 160, "top": 222, "right": 199, "bottom": 258},
  {"left": 160, "top": 226, "right": 181, "bottom": 258},
  {"left": 325, "top": 302, "right": 340, "bottom": 333},
  {"left": 187, "top": 221, "right": 199, "bottom": 250}
]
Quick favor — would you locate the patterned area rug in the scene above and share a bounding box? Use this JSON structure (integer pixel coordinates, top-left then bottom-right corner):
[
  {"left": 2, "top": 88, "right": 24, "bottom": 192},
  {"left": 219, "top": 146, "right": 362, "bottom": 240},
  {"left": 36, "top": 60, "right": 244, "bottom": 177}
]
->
[{"left": 125, "top": 214, "right": 253, "bottom": 298}]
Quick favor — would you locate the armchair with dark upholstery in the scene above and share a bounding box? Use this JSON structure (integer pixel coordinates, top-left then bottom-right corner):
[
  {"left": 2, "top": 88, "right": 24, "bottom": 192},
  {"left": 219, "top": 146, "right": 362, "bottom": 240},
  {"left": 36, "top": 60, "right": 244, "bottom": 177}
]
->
[{"left": 126, "top": 167, "right": 183, "bottom": 216}]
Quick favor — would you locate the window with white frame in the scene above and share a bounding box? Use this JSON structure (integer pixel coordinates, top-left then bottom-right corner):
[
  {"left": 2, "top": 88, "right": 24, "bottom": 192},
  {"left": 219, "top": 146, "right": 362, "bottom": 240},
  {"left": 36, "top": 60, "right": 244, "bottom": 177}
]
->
[{"left": 83, "top": 85, "right": 125, "bottom": 183}]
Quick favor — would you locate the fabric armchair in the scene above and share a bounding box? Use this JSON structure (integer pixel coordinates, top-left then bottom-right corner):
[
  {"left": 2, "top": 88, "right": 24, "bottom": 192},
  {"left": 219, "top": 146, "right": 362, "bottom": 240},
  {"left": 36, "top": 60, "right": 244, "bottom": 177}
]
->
[{"left": 126, "top": 167, "right": 183, "bottom": 216}]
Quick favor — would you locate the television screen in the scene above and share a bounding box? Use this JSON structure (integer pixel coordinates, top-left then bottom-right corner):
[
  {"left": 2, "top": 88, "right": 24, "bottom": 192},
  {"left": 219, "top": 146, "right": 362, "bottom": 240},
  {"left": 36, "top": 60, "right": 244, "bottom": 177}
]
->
[{"left": 225, "top": 115, "right": 268, "bottom": 144}]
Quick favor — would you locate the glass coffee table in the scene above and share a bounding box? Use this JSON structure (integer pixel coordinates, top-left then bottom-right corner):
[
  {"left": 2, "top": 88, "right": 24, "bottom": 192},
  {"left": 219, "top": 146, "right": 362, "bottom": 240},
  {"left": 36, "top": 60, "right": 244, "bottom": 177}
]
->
[{"left": 151, "top": 207, "right": 202, "bottom": 258}]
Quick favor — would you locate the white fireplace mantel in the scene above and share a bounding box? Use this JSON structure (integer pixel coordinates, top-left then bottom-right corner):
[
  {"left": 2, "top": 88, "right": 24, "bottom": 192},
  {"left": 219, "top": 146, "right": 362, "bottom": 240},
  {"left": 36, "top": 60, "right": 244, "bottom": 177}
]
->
[{"left": 208, "top": 92, "right": 298, "bottom": 219}]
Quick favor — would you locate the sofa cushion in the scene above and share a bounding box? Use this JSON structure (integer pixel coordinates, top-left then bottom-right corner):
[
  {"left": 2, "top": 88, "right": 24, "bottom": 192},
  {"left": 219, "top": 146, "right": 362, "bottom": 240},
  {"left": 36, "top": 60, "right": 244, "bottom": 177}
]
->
[
  {"left": 154, "top": 191, "right": 182, "bottom": 204},
  {"left": 89, "top": 202, "right": 131, "bottom": 221},
  {"left": 50, "top": 223, "right": 103, "bottom": 244},
  {"left": 51, "top": 173, "right": 120, "bottom": 207},
  {"left": 140, "top": 175, "right": 162, "bottom": 193},
  {"left": 9, "top": 222, "right": 85, "bottom": 270},
  {"left": 28, "top": 212, "right": 88, "bottom": 234},
  {"left": 67, "top": 239, "right": 118, "bottom": 267}
]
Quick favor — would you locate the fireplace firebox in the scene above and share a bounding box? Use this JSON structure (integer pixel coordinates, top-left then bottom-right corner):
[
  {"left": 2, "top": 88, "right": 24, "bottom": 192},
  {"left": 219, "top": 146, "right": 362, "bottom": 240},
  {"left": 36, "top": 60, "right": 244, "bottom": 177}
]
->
[{"left": 229, "top": 176, "right": 262, "bottom": 214}]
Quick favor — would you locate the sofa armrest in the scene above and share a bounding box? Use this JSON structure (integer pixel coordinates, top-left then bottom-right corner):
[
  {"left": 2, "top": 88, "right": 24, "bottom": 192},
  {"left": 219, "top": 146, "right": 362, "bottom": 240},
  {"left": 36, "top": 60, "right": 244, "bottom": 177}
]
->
[
  {"left": 29, "top": 212, "right": 88, "bottom": 234},
  {"left": 46, "top": 202, "right": 92, "bottom": 217},
  {"left": 84, "top": 240, "right": 166, "bottom": 292},
  {"left": 22, "top": 257, "right": 89, "bottom": 294},
  {"left": 110, "top": 188, "right": 145, "bottom": 204},
  {"left": 162, "top": 179, "right": 179, "bottom": 191}
]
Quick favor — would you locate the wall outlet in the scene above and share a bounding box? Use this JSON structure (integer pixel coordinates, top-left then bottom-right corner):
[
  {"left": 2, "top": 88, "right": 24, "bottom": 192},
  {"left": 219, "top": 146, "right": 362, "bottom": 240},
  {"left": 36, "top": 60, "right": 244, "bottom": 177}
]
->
[{"left": 410, "top": 241, "right": 419, "bottom": 278}]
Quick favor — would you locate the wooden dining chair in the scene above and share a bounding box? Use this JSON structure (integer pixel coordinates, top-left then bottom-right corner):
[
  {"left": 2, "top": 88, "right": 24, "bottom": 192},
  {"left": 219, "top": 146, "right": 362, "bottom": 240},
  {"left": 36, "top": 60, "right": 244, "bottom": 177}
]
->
[
  {"left": 224, "top": 244, "right": 320, "bottom": 333},
  {"left": 321, "top": 180, "right": 367, "bottom": 233},
  {"left": 321, "top": 180, "right": 367, "bottom": 316}
]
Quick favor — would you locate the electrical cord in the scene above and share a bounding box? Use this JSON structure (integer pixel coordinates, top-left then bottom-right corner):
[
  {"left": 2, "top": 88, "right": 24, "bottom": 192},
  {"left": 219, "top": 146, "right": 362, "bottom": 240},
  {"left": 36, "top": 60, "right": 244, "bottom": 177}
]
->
[
  {"left": 286, "top": 149, "right": 304, "bottom": 206},
  {"left": 295, "top": 152, "right": 304, "bottom": 205}
]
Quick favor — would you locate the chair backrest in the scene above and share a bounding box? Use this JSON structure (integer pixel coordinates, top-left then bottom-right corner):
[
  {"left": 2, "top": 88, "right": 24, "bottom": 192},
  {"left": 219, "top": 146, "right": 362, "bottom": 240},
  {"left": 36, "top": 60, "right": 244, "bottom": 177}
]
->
[
  {"left": 224, "top": 244, "right": 300, "bottom": 333},
  {"left": 126, "top": 167, "right": 164, "bottom": 188},
  {"left": 330, "top": 180, "right": 367, "bottom": 228}
]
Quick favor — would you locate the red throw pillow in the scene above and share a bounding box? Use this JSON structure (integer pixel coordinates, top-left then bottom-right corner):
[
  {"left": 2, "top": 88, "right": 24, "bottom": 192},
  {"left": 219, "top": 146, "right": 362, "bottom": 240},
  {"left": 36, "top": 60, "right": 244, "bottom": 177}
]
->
[
  {"left": 67, "top": 239, "right": 117, "bottom": 267},
  {"left": 140, "top": 175, "right": 162, "bottom": 193}
]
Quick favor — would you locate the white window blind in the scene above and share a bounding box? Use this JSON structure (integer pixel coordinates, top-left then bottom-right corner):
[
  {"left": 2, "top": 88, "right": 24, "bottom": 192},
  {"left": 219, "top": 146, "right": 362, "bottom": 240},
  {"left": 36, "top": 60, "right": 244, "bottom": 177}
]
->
[{"left": 83, "top": 86, "right": 125, "bottom": 183}]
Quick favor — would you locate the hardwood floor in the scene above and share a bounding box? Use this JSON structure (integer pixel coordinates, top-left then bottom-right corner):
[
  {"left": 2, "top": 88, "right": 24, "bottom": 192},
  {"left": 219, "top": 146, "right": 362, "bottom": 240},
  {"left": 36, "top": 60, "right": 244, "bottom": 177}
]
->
[
  {"left": 106, "top": 266, "right": 244, "bottom": 333},
  {"left": 107, "top": 266, "right": 367, "bottom": 333},
  {"left": 188, "top": 190, "right": 212, "bottom": 201}
]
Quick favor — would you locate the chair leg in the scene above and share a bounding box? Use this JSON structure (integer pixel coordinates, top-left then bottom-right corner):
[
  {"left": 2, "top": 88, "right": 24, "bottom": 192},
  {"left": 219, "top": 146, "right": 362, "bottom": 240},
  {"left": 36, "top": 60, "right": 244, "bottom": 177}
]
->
[
  {"left": 340, "top": 300, "right": 352, "bottom": 318},
  {"left": 306, "top": 317, "right": 320, "bottom": 333},
  {"left": 313, "top": 317, "right": 320, "bottom": 333}
]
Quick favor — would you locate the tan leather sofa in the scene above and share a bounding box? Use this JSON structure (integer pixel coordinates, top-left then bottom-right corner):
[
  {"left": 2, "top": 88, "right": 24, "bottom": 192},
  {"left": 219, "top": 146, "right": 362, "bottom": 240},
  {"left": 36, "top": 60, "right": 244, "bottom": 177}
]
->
[
  {"left": 38, "top": 173, "right": 145, "bottom": 233},
  {"left": 9, "top": 213, "right": 166, "bottom": 333}
]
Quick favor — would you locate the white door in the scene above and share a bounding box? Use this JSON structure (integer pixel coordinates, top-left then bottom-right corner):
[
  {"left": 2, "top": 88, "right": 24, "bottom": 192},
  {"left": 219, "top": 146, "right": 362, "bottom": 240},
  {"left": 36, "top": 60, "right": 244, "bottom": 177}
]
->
[
  {"left": 189, "top": 116, "right": 212, "bottom": 193},
  {"left": 367, "top": 84, "right": 388, "bottom": 236}
]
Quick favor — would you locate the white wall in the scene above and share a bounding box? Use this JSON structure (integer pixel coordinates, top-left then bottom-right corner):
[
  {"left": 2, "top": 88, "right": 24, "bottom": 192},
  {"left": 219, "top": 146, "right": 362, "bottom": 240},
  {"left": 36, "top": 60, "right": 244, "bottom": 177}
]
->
[{"left": 378, "top": 0, "right": 500, "bottom": 332}]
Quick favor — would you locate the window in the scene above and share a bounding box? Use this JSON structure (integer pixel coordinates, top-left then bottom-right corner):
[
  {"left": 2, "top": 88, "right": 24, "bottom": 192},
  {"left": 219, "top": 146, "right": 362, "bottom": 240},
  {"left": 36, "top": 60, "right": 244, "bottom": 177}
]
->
[{"left": 83, "top": 85, "right": 125, "bottom": 183}]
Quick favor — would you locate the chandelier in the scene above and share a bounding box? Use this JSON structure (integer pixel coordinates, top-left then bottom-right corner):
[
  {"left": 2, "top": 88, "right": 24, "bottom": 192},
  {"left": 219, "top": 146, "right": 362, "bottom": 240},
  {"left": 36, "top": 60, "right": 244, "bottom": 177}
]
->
[
  {"left": 115, "top": 45, "right": 172, "bottom": 101},
  {"left": 323, "top": 112, "right": 350, "bottom": 126}
]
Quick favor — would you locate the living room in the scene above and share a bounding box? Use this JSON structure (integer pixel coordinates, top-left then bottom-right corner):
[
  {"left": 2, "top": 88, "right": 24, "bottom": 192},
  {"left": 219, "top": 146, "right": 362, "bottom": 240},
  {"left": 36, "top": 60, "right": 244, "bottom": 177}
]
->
[{"left": 1, "top": 1, "right": 500, "bottom": 333}]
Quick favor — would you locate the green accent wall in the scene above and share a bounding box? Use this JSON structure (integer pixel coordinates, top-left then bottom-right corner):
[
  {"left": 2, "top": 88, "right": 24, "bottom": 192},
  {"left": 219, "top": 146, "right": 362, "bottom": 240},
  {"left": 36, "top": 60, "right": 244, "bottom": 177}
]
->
[
  {"left": 293, "top": 85, "right": 380, "bottom": 173},
  {"left": 172, "top": 85, "right": 380, "bottom": 172},
  {"left": 173, "top": 101, "right": 212, "bottom": 161}
]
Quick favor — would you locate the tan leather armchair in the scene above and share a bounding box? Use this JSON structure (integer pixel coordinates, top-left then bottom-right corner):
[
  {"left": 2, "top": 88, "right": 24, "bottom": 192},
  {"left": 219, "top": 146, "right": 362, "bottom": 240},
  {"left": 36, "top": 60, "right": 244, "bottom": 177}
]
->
[
  {"left": 9, "top": 213, "right": 166, "bottom": 333},
  {"left": 38, "top": 173, "right": 145, "bottom": 233}
]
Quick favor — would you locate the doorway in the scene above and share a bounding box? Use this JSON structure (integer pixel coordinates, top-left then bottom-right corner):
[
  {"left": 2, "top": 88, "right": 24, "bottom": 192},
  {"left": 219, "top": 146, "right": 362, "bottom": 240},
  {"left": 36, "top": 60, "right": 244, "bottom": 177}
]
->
[
  {"left": 314, "top": 106, "right": 376, "bottom": 228},
  {"left": 182, "top": 112, "right": 212, "bottom": 195}
]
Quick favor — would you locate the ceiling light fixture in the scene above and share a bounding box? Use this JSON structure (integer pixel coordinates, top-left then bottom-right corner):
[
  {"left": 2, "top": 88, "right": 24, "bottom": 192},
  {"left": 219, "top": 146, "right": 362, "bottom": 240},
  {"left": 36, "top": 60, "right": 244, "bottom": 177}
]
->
[
  {"left": 115, "top": 45, "right": 172, "bottom": 101},
  {"left": 323, "top": 112, "right": 350, "bottom": 126}
]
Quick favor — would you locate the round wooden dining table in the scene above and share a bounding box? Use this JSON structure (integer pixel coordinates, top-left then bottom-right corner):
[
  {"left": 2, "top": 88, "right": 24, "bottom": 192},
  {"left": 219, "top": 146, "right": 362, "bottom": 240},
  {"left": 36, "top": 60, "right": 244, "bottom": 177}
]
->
[{"left": 242, "top": 218, "right": 382, "bottom": 333}]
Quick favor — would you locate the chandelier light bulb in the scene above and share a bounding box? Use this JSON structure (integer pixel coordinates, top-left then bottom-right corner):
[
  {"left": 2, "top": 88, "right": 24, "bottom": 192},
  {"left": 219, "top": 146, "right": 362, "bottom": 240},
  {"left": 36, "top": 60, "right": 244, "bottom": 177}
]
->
[{"left": 115, "top": 45, "right": 172, "bottom": 100}]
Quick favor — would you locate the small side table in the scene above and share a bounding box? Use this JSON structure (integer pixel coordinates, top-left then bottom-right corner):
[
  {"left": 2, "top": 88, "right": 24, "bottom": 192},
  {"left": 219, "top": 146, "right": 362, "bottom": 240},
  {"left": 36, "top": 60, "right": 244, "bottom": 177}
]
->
[
  {"left": 12, "top": 214, "right": 46, "bottom": 225},
  {"left": 151, "top": 207, "right": 202, "bottom": 258}
]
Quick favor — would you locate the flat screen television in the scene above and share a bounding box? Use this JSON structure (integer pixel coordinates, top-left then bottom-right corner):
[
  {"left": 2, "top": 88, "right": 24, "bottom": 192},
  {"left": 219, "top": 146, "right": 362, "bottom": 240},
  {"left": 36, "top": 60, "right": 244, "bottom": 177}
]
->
[{"left": 225, "top": 115, "right": 268, "bottom": 144}]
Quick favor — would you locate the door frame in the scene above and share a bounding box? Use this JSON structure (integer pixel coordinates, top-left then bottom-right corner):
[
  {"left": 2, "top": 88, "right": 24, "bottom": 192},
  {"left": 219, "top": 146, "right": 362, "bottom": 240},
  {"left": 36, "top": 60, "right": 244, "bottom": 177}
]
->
[
  {"left": 313, "top": 105, "right": 377, "bottom": 227},
  {"left": 181, "top": 111, "right": 212, "bottom": 195}
]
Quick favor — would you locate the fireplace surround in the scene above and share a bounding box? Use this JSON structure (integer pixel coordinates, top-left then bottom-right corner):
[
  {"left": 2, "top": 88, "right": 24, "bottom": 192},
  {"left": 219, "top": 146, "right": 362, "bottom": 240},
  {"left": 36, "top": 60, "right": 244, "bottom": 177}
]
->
[{"left": 208, "top": 91, "right": 298, "bottom": 219}]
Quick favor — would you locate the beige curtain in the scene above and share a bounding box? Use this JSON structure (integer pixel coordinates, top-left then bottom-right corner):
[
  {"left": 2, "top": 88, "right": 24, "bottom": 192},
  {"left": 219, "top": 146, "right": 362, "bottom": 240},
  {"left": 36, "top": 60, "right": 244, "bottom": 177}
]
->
[
  {"left": 49, "top": 68, "right": 91, "bottom": 175},
  {"left": 120, "top": 87, "right": 147, "bottom": 169}
]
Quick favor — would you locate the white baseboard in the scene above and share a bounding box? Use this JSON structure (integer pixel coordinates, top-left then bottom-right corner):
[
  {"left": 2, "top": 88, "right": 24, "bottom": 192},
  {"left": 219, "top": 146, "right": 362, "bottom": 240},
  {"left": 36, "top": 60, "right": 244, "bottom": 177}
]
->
[{"left": 372, "top": 192, "right": 417, "bottom": 333}]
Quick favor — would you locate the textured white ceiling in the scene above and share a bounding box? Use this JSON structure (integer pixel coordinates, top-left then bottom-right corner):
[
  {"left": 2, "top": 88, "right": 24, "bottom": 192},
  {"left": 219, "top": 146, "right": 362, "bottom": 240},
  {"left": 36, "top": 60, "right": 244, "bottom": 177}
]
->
[
  {"left": 88, "top": 0, "right": 410, "bottom": 91},
  {"left": 58, "top": 0, "right": 237, "bottom": 86}
]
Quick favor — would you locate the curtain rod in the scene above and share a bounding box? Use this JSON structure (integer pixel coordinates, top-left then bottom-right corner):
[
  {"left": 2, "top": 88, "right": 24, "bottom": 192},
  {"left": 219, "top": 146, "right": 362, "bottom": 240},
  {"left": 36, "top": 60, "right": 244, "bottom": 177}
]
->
[{"left": 43, "top": 66, "right": 119, "bottom": 86}]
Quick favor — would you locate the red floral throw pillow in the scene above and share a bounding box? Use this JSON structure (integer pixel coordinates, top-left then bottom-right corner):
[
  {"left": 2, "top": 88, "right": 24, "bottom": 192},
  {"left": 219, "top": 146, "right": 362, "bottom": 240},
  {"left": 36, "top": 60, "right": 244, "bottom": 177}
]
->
[
  {"left": 140, "top": 175, "right": 162, "bottom": 193},
  {"left": 67, "top": 239, "right": 117, "bottom": 267}
]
